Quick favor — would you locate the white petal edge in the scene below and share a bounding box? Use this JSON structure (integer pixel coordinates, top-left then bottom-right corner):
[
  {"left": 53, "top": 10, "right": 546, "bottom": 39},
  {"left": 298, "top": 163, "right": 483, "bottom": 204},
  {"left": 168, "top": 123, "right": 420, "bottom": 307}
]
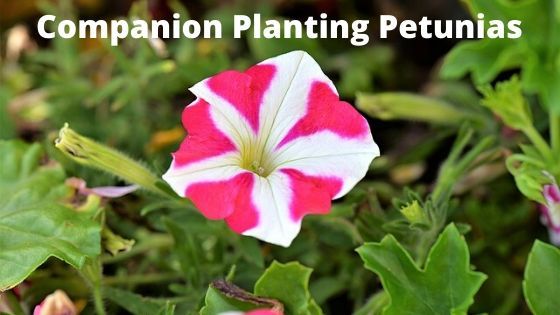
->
[
  {"left": 272, "top": 131, "right": 380, "bottom": 198},
  {"left": 256, "top": 51, "right": 338, "bottom": 155},
  {"left": 162, "top": 152, "right": 244, "bottom": 198},
  {"left": 241, "top": 172, "right": 303, "bottom": 247}
]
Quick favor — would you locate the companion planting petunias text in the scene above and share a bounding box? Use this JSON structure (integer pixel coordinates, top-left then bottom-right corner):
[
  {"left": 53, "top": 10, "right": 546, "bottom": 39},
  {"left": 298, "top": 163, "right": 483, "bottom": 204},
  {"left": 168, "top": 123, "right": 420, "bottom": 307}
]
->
[{"left": 163, "top": 51, "right": 379, "bottom": 246}]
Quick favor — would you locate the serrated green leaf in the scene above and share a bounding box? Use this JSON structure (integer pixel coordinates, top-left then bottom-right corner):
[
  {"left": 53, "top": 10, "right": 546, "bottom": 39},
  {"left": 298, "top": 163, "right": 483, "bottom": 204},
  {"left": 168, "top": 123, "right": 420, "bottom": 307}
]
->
[
  {"left": 200, "top": 281, "right": 277, "bottom": 315},
  {"left": 356, "top": 224, "right": 486, "bottom": 315},
  {"left": 523, "top": 241, "right": 560, "bottom": 315},
  {"left": 0, "top": 140, "right": 101, "bottom": 291},
  {"left": 441, "top": 0, "right": 560, "bottom": 112},
  {"left": 254, "top": 261, "right": 323, "bottom": 315},
  {"left": 479, "top": 76, "right": 532, "bottom": 131}
]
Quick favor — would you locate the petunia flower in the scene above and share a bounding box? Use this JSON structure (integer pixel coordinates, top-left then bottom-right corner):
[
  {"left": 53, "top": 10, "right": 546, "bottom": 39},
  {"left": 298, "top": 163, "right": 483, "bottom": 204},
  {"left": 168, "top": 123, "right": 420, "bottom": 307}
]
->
[
  {"left": 219, "top": 309, "right": 282, "bottom": 315},
  {"left": 163, "top": 50, "right": 380, "bottom": 247},
  {"left": 540, "top": 184, "right": 560, "bottom": 245},
  {"left": 33, "top": 290, "right": 77, "bottom": 315}
]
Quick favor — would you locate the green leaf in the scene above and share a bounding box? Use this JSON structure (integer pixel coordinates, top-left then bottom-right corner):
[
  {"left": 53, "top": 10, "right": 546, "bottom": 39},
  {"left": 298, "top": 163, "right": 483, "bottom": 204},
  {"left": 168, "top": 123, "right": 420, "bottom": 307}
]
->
[
  {"left": 0, "top": 88, "right": 15, "bottom": 139},
  {"left": 0, "top": 140, "right": 101, "bottom": 291},
  {"left": 479, "top": 76, "right": 532, "bottom": 131},
  {"left": 356, "top": 224, "right": 487, "bottom": 315},
  {"left": 200, "top": 261, "right": 322, "bottom": 315},
  {"left": 441, "top": 0, "right": 560, "bottom": 112},
  {"left": 104, "top": 287, "right": 176, "bottom": 315},
  {"left": 200, "top": 280, "right": 280, "bottom": 315},
  {"left": 523, "top": 241, "right": 560, "bottom": 315},
  {"left": 254, "top": 261, "right": 322, "bottom": 315}
]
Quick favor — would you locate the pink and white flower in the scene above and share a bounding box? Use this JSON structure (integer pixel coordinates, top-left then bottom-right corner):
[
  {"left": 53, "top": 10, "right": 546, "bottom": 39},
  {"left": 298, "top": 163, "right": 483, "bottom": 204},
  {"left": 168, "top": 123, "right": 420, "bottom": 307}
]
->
[
  {"left": 163, "top": 51, "right": 379, "bottom": 247},
  {"left": 219, "top": 309, "right": 282, "bottom": 315},
  {"left": 541, "top": 184, "right": 560, "bottom": 245}
]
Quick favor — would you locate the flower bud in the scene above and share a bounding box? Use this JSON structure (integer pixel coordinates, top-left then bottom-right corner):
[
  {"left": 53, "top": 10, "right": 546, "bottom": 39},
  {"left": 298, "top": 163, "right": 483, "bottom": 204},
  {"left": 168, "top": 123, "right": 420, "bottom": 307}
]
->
[
  {"left": 33, "top": 290, "right": 76, "bottom": 315},
  {"left": 400, "top": 200, "right": 429, "bottom": 226},
  {"left": 55, "top": 123, "right": 167, "bottom": 196}
]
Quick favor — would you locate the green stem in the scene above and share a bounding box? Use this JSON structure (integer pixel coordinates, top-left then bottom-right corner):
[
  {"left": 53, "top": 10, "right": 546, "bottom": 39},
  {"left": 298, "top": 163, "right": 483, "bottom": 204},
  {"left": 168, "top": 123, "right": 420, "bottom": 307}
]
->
[
  {"left": 80, "top": 259, "right": 107, "bottom": 315},
  {"left": 415, "top": 223, "right": 443, "bottom": 265},
  {"left": 92, "top": 284, "right": 107, "bottom": 315},
  {"left": 352, "top": 291, "right": 389, "bottom": 315},
  {"left": 550, "top": 113, "right": 560, "bottom": 158},
  {"left": 523, "top": 125, "right": 555, "bottom": 164},
  {"left": 103, "top": 273, "right": 179, "bottom": 286}
]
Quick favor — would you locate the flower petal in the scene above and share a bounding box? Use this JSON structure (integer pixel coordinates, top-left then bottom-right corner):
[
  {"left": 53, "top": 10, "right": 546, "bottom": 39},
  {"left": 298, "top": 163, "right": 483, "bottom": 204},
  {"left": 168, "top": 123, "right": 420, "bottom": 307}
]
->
[
  {"left": 89, "top": 185, "right": 138, "bottom": 198},
  {"left": 237, "top": 170, "right": 341, "bottom": 247},
  {"left": 163, "top": 163, "right": 246, "bottom": 219},
  {"left": 545, "top": 184, "right": 560, "bottom": 204},
  {"left": 278, "top": 81, "right": 370, "bottom": 146},
  {"left": 172, "top": 99, "right": 237, "bottom": 167},
  {"left": 187, "top": 172, "right": 255, "bottom": 220},
  {"left": 237, "top": 173, "right": 301, "bottom": 247},
  {"left": 255, "top": 51, "right": 338, "bottom": 155},
  {"left": 219, "top": 310, "right": 282, "bottom": 315},
  {"left": 190, "top": 63, "right": 276, "bottom": 136},
  {"left": 541, "top": 184, "right": 560, "bottom": 245},
  {"left": 265, "top": 54, "right": 378, "bottom": 198},
  {"left": 163, "top": 97, "right": 249, "bottom": 218},
  {"left": 273, "top": 131, "right": 378, "bottom": 198}
]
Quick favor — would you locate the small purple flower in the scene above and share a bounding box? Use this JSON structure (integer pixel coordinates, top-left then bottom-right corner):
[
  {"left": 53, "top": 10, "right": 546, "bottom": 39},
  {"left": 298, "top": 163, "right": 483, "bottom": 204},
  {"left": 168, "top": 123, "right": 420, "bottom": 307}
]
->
[
  {"left": 66, "top": 177, "right": 138, "bottom": 198},
  {"left": 540, "top": 184, "right": 560, "bottom": 245}
]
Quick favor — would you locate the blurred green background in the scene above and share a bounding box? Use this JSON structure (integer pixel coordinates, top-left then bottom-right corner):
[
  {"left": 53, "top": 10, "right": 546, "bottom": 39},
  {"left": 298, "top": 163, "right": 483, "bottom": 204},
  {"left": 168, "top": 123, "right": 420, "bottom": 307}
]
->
[{"left": 0, "top": 0, "right": 549, "bottom": 314}]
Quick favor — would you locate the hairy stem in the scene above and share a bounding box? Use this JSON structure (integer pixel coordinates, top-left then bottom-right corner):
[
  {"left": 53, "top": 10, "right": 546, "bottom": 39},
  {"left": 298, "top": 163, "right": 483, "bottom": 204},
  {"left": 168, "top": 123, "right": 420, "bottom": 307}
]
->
[{"left": 80, "top": 259, "right": 107, "bottom": 315}]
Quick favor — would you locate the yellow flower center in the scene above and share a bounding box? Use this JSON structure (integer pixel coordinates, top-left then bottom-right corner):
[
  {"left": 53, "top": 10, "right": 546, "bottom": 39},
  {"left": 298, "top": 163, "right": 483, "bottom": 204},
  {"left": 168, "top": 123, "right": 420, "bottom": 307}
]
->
[{"left": 238, "top": 137, "right": 276, "bottom": 177}]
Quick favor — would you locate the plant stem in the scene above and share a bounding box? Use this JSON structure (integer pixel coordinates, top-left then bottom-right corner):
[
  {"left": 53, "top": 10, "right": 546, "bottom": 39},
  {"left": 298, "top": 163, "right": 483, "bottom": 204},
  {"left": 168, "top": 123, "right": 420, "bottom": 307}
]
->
[
  {"left": 80, "top": 259, "right": 107, "bottom": 315},
  {"left": 92, "top": 284, "right": 107, "bottom": 315},
  {"left": 103, "top": 273, "right": 179, "bottom": 286},
  {"left": 352, "top": 291, "right": 389, "bottom": 315},
  {"left": 550, "top": 113, "right": 560, "bottom": 158},
  {"left": 523, "top": 125, "right": 555, "bottom": 164}
]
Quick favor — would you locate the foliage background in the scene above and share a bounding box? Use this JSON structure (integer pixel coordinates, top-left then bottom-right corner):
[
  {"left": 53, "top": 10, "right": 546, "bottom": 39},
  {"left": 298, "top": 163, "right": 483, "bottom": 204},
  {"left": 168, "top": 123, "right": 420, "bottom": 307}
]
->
[{"left": 1, "top": 0, "right": 557, "bottom": 314}]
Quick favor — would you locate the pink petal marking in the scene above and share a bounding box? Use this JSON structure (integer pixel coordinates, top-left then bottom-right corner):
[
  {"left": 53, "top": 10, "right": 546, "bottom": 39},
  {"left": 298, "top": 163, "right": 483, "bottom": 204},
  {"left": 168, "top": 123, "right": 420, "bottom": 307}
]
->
[
  {"left": 219, "top": 309, "right": 282, "bottom": 315},
  {"left": 281, "top": 168, "right": 342, "bottom": 221},
  {"left": 224, "top": 176, "right": 260, "bottom": 233},
  {"left": 173, "top": 99, "right": 236, "bottom": 167},
  {"left": 540, "top": 184, "right": 560, "bottom": 245},
  {"left": 278, "top": 81, "right": 369, "bottom": 147},
  {"left": 246, "top": 309, "right": 283, "bottom": 315},
  {"left": 186, "top": 172, "right": 255, "bottom": 222},
  {"left": 33, "top": 302, "right": 43, "bottom": 315},
  {"left": 544, "top": 184, "right": 560, "bottom": 204},
  {"left": 207, "top": 65, "right": 276, "bottom": 132}
]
